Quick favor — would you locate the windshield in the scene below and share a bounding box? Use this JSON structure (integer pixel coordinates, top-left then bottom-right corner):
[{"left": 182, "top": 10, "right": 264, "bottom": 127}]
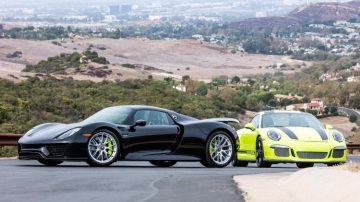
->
[
  {"left": 82, "top": 107, "right": 132, "bottom": 124},
  {"left": 261, "top": 113, "right": 323, "bottom": 130}
]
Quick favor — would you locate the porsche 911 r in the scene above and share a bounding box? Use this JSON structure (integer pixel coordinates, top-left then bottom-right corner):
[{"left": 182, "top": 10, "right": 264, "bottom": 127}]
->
[{"left": 234, "top": 111, "right": 346, "bottom": 168}]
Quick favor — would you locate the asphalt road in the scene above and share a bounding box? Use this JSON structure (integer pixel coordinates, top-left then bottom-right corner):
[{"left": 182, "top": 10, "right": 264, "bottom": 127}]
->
[
  {"left": 338, "top": 107, "right": 360, "bottom": 120},
  {"left": 1, "top": 156, "right": 359, "bottom": 202}
]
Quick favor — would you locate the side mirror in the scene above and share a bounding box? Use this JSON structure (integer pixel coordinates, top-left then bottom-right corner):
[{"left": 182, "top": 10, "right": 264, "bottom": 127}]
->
[
  {"left": 245, "top": 123, "right": 256, "bottom": 131},
  {"left": 325, "top": 124, "right": 333, "bottom": 130},
  {"left": 130, "top": 119, "right": 146, "bottom": 131}
]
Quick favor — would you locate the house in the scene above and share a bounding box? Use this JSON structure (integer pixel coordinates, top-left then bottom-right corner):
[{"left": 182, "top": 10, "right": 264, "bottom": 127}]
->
[{"left": 286, "top": 98, "right": 324, "bottom": 116}]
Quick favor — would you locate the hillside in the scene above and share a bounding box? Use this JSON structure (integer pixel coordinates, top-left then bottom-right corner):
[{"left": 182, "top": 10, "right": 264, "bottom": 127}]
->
[
  {"left": 0, "top": 38, "right": 308, "bottom": 82},
  {"left": 232, "top": 1, "right": 360, "bottom": 30},
  {"left": 289, "top": 1, "right": 360, "bottom": 22}
]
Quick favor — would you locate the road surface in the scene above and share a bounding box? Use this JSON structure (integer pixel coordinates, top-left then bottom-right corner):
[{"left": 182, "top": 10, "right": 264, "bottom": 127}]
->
[
  {"left": 338, "top": 107, "right": 360, "bottom": 120},
  {"left": 1, "top": 156, "right": 359, "bottom": 202}
]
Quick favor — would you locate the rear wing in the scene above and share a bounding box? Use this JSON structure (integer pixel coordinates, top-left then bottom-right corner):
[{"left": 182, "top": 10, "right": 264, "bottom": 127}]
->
[{"left": 205, "top": 118, "right": 240, "bottom": 124}]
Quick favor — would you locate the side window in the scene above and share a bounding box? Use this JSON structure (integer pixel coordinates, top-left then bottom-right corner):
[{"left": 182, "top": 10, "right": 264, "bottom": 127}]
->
[
  {"left": 251, "top": 115, "right": 260, "bottom": 128},
  {"left": 134, "top": 110, "right": 171, "bottom": 125}
]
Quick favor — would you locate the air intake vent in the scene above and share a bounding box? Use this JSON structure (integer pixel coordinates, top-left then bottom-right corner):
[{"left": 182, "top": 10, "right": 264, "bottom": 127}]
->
[{"left": 297, "top": 152, "right": 327, "bottom": 159}]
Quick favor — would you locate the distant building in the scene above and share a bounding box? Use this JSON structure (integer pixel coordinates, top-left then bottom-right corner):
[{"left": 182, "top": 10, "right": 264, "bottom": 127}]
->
[
  {"left": 104, "top": 15, "right": 117, "bottom": 22},
  {"left": 109, "top": 5, "right": 120, "bottom": 15},
  {"left": 149, "top": 15, "right": 162, "bottom": 21},
  {"left": 255, "top": 11, "right": 267, "bottom": 18},
  {"left": 121, "top": 5, "right": 132, "bottom": 13},
  {"left": 286, "top": 98, "right": 325, "bottom": 116}
]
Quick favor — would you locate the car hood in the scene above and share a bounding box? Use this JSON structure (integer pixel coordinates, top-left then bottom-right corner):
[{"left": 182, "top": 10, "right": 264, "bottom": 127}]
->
[
  {"left": 19, "top": 122, "right": 83, "bottom": 143},
  {"left": 272, "top": 127, "right": 329, "bottom": 142}
]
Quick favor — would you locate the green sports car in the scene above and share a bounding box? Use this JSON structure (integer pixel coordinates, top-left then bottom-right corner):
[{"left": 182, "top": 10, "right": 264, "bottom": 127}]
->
[{"left": 234, "top": 111, "right": 347, "bottom": 168}]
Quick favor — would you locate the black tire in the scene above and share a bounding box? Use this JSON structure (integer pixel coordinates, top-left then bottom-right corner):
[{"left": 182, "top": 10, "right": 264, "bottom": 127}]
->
[
  {"left": 200, "top": 159, "right": 209, "bottom": 167},
  {"left": 296, "top": 163, "right": 314, "bottom": 168},
  {"left": 149, "top": 160, "right": 177, "bottom": 167},
  {"left": 232, "top": 158, "right": 249, "bottom": 167},
  {"left": 255, "top": 137, "right": 272, "bottom": 168},
  {"left": 38, "top": 159, "right": 63, "bottom": 166},
  {"left": 86, "top": 129, "right": 120, "bottom": 167},
  {"left": 204, "top": 131, "right": 235, "bottom": 168}
]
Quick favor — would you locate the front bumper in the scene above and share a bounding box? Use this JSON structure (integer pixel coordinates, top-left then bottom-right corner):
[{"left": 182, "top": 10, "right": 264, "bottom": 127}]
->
[
  {"left": 18, "top": 143, "right": 87, "bottom": 161},
  {"left": 263, "top": 142, "right": 347, "bottom": 163}
]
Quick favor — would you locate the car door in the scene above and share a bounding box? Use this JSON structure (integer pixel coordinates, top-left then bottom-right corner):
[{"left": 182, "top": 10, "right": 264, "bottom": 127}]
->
[
  {"left": 123, "top": 109, "right": 180, "bottom": 152},
  {"left": 240, "top": 115, "right": 260, "bottom": 158}
]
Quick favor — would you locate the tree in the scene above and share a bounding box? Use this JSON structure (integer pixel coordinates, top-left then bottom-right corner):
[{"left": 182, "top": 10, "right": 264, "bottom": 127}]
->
[
  {"left": 220, "top": 87, "right": 236, "bottom": 104},
  {"left": 231, "top": 76, "right": 240, "bottom": 84},
  {"left": 197, "top": 82, "right": 208, "bottom": 96},
  {"left": 182, "top": 75, "right": 190, "bottom": 85},
  {"left": 185, "top": 79, "right": 199, "bottom": 93},
  {"left": 350, "top": 115, "right": 358, "bottom": 123}
]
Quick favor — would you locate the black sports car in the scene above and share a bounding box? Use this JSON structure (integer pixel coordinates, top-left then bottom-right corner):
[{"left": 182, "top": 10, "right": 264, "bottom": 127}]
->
[{"left": 18, "top": 105, "right": 239, "bottom": 168}]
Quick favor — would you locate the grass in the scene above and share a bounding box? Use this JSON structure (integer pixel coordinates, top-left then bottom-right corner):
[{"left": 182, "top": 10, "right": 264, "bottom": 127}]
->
[{"left": 0, "top": 146, "right": 18, "bottom": 158}]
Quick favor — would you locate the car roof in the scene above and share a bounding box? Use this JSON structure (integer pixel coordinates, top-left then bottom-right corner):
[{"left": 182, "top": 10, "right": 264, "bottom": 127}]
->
[{"left": 107, "top": 105, "right": 176, "bottom": 113}]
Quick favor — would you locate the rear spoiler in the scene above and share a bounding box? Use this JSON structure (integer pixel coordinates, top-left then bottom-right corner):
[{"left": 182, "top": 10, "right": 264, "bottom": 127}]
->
[{"left": 205, "top": 118, "right": 240, "bottom": 124}]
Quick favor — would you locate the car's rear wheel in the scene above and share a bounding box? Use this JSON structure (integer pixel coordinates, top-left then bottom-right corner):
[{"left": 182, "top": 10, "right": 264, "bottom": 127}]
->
[
  {"left": 38, "top": 159, "right": 63, "bottom": 166},
  {"left": 203, "top": 131, "right": 234, "bottom": 168},
  {"left": 149, "top": 161, "right": 177, "bottom": 167},
  {"left": 256, "top": 137, "right": 272, "bottom": 168},
  {"left": 233, "top": 158, "right": 249, "bottom": 167},
  {"left": 86, "top": 129, "right": 120, "bottom": 167},
  {"left": 296, "top": 163, "right": 314, "bottom": 168}
]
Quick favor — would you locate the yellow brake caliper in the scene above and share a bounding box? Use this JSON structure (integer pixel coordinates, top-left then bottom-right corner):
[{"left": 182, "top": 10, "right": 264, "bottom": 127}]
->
[
  {"left": 107, "top": 138, "right": 113, "bottom": 156},
  {"left": 210, "top": 144, "right": 214, "bottom": 155}
]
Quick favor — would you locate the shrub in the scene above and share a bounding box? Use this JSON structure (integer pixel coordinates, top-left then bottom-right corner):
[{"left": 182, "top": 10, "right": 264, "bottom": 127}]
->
[{"left": 350, "top": 115, "right": 358, "bottom": 123}]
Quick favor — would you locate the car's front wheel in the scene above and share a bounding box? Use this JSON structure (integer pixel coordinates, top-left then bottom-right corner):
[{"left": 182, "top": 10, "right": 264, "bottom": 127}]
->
[
  {"left": 149, "top": 161, "right": 177, "bottom": 167},
  {"left": 256, "top": 137, "right": 272, "bottom": 168},
  {"left": 86, "top": 129, "right": 120, "bottom": 167},
  {"left": 38, "top": 159, "right": 63, "bottom": 166},
  {"left": 203, "top": 131, "right": 234, "bottom": 168},
  {"left": 296, "top": 163, "right": 314, "bottom": 168}
]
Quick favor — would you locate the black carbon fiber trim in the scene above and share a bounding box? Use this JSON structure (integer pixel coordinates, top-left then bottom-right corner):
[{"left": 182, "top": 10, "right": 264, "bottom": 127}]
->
[
  {"left": 277, "top": 127, "right": 298, "bottom": 140},
  {"left": 314, "top": 129, "right": 328, "bottom": 140}
]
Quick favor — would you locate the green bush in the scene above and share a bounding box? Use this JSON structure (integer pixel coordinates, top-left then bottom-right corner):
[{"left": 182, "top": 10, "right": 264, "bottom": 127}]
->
[{"left": 350, "top": 115, "right": 358, "bottom": 123}]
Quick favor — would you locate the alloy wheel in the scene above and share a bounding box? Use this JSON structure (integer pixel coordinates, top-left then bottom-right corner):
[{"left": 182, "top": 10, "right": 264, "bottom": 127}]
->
[
  {"left": 88, "top": 131, "right": 118, "bottom": 164},
  {"left": 209, "top": 134, "right": 233, "bottom": 165}
]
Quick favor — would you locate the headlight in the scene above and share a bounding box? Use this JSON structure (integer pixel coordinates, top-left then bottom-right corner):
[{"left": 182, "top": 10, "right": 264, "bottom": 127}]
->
[
  {"left": 56, "top": 128, "right": 81, "bottom": 140},
  {"left": 267, "top": 130, "right": 281, "bottom": 141},
  {"left": 332, "top": 131, "right": 344, "bottom": 142}
]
